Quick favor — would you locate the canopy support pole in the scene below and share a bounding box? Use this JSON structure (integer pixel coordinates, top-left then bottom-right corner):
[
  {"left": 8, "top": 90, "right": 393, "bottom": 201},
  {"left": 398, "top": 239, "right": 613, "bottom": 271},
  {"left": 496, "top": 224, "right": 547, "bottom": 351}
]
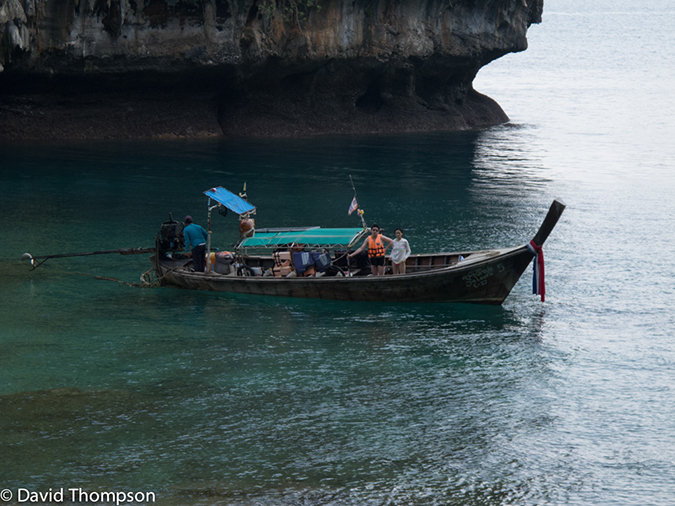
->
[{"left": 206, "top": 198, "right": 217, "bottom": 273}]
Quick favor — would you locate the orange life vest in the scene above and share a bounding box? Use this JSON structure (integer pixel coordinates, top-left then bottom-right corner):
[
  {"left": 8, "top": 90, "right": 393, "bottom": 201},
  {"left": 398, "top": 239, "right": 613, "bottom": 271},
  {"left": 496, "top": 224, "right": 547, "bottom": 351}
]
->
[{"left": 368, "top": 234, "right": 386, "bottom": 258}]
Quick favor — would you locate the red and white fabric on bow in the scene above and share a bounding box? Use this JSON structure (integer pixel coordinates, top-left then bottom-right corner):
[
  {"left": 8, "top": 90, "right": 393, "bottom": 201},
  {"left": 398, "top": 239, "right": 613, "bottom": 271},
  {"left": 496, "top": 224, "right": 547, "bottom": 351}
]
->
[{"left": 527, "top": 240, "right": 546, "bottom": 302}]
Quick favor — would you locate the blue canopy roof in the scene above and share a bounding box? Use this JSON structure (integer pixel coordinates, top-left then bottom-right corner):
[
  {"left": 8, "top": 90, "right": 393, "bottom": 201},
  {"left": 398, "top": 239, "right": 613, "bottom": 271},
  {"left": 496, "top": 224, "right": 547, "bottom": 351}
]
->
[{"left": 205, "top": 187, "right": 255, "bottom": 215}]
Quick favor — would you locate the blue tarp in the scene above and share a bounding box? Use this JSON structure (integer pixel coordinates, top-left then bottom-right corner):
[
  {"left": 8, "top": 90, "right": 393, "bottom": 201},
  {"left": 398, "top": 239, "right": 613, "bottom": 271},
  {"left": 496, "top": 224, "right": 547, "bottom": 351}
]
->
[
  {"left": 204, "top": 187, "right": 255, "bottom": 215},
  {"left": 239, "top": 228, "right": 366, "bottom": 249}
]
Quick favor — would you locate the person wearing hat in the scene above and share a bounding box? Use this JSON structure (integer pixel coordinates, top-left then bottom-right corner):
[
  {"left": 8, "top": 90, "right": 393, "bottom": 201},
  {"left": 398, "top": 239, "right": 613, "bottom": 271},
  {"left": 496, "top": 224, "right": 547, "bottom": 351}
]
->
[{"left": 183, "top": 215, "right": 208, "bottom": 272}]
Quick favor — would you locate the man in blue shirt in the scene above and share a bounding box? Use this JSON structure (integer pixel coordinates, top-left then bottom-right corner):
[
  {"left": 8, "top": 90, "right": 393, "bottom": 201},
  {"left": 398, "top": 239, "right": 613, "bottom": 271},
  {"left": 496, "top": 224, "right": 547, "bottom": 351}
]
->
[{"left": 183, "top": 215, "right": 208, "bottom": 272}]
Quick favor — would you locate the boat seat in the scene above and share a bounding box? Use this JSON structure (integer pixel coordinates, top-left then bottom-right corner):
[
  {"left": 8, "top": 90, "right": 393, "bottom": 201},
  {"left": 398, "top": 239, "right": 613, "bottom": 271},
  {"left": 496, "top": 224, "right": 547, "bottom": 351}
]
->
[{"left": 273, "top": 251, "right": 293, "bottom": 277}]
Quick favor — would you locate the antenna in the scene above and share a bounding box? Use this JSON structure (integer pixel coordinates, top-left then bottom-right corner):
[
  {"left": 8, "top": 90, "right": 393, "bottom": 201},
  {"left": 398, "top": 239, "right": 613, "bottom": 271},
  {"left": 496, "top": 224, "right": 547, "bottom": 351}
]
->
[{"left": 349, "top": 174, "right": 367, "bottom": 229}]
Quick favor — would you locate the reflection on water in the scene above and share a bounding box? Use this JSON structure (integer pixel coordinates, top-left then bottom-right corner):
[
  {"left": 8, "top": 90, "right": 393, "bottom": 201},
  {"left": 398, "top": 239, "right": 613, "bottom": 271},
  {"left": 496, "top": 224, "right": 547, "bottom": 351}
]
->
[
  {"left": 1, "top": 119, "right": 671, "bottom": 504},
  {"left": 2, "top": 117, "right": 665, "bottom": 504},
  {"left": 0, "top": 131, "right": 565, "bottom": 505},
  {"left": 1, "top": 131, "right": 552, "bottom": 259},
  {"left": 0, "top": 305, "right": 554, "bottom": 504},
  {"left": 1, "top": 139, "right": 555, "bottom": 502}
]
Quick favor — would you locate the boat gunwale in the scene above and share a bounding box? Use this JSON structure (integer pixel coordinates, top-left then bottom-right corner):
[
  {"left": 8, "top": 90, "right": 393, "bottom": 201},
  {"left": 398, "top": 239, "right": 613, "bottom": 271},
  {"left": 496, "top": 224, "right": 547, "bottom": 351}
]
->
[{"left": 157, "top": 244, "right": 530, "bottom": 284}]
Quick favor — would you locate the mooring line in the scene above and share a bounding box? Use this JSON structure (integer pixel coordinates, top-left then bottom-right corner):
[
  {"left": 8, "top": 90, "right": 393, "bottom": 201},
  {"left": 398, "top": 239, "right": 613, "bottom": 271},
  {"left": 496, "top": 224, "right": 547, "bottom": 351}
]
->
[{"left": 62, "top": 269, "right": 162, "bottom": 288}]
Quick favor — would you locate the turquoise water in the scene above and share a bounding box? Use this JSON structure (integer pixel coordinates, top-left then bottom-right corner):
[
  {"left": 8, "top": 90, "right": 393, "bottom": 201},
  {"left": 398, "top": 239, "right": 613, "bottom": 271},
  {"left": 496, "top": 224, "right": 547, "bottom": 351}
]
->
[{"left": 2, "top": 1, "right": 675, "bottom": 505}]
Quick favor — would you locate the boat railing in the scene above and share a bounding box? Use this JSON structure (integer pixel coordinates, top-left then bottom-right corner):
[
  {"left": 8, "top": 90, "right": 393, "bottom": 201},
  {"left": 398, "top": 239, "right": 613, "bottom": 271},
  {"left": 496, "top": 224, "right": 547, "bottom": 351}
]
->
[{"left": 404, "top": 253, "right": 467, "bottom": 272}]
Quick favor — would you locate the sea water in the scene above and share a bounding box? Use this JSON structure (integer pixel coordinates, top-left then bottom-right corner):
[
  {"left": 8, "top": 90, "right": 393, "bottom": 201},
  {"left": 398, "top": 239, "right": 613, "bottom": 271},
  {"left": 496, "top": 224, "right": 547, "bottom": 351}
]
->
[{"left": 1, "top": 1, "right": 675, "bottom": 504}]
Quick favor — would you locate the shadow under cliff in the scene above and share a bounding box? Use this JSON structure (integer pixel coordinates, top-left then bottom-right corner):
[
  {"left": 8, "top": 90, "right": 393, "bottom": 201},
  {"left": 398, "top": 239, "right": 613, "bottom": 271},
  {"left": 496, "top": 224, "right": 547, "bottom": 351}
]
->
[{"left": 0, "top": 63, "right": 507, "bottom": 141}]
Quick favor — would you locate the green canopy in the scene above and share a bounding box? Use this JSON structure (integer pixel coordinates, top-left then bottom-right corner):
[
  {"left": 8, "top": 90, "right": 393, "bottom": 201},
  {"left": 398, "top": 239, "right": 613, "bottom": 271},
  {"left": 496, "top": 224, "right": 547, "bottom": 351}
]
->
[{"left": 238, "top": 228, "right": 366, "bottom": 249}]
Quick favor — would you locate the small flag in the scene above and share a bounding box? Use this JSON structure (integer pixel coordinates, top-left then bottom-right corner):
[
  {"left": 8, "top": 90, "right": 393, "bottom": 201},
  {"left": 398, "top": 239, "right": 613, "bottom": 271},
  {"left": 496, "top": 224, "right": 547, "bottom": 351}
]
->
[{"left": 348, "top": 197, "right": 358, "bottom": 215}]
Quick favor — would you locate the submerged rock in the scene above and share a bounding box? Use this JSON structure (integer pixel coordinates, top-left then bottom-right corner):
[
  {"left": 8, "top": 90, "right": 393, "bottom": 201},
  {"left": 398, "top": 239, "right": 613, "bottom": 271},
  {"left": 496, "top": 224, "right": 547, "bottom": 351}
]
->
[{"left": 0, "top": 0, "right": 543, "bottom": 140}]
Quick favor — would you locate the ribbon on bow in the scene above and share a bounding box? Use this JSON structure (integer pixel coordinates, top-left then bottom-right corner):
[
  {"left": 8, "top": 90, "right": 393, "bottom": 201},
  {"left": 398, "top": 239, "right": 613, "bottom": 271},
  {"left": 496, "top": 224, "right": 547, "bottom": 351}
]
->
[{"left": 526, "top": 240, "right": 545, "bottom": 302}]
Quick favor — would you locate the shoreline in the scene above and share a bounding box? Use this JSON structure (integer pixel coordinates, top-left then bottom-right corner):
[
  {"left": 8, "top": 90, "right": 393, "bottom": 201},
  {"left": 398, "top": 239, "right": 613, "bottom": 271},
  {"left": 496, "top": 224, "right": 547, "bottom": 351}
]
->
[{"left": 0, "top": 88, "right": 508, "bottom": 142}]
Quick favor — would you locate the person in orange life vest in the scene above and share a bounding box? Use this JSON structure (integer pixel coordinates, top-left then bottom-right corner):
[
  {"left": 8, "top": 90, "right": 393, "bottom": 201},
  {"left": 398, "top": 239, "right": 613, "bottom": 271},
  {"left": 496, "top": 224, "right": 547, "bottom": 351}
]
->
[{"left": 348, "top": 224, "right": 394, "bottom": 276}]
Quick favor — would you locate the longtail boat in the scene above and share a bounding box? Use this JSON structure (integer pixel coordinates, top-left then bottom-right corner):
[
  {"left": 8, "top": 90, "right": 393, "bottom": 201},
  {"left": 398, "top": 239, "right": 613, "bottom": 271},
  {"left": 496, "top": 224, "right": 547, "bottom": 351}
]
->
[{"left": 151, "top": 187, "right": 565, "bottom": 304}]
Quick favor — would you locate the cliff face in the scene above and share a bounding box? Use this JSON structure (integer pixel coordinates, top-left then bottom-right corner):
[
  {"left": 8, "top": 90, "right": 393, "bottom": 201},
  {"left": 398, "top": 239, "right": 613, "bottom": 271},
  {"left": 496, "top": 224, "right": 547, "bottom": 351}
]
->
[{"left": 0, "top": 0, "right": 543, "bottom": 140}]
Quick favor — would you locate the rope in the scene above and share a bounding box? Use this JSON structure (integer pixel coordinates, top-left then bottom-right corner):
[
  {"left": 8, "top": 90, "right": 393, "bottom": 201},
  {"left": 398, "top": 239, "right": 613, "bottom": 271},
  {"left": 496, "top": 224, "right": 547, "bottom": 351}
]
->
[
  {"left": 139, "top": 269, "right": 163, "bottom": 287},
  {"left": 54, "top": 269, "right": 164, "bottom": 288}
]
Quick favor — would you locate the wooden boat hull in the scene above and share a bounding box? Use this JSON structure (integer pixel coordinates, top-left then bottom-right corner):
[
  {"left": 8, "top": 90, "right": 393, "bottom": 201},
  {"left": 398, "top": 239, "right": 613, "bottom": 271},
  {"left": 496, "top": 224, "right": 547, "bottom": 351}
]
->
[
  {"left": 152, "top": 199, "right": 565, "bottom": 304},
  {"left": 154, "top": 245, "right": 534, "bottom": 304}
]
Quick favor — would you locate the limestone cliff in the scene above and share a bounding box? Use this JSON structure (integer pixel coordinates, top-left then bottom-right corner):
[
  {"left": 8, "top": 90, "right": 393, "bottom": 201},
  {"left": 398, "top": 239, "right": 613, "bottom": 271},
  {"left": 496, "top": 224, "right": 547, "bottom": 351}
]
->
[{"left": 0, "top": 0, "right": 543, "bottom": 140}]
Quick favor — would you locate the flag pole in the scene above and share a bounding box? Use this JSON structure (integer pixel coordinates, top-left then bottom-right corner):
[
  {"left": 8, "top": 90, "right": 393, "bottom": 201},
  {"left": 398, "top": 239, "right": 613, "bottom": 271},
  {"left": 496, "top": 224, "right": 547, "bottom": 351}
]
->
[{"left": 349, "top": 174, "right": 367, "bottom": 229}]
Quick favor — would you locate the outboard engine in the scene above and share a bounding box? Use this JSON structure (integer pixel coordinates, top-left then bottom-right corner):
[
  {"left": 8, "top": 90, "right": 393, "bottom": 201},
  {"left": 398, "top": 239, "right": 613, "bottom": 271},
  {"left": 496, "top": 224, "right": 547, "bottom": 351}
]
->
[{"left": 156, "top": 214, "right": 185, "bottom": 254}]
